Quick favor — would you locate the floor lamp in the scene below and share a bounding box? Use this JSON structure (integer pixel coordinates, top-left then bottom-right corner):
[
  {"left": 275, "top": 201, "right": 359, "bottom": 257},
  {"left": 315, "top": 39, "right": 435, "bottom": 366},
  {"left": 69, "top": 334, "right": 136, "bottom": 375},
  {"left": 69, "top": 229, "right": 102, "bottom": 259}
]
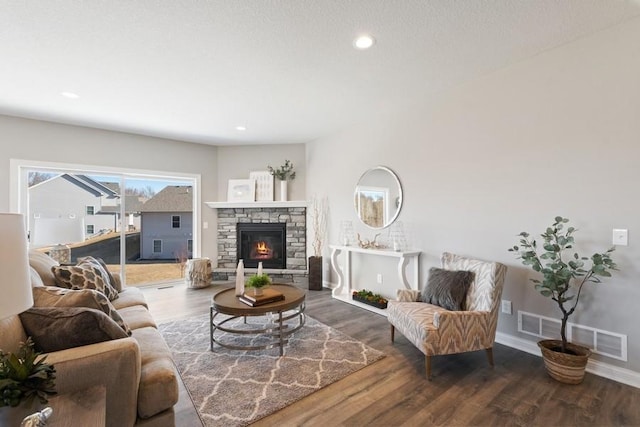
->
[
  {"left": 0, "top": 213, "right": 33, "bottom": 320},
  {"left": 0, "top": 213, "right": 53, "bottom": 427}
]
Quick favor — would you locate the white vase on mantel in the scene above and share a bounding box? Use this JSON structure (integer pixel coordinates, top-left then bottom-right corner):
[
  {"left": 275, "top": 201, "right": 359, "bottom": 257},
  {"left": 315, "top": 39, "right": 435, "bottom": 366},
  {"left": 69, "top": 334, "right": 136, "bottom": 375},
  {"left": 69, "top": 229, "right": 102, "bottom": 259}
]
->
[{"left": 280, "top": 180, "right": 288, "bottom": 202}]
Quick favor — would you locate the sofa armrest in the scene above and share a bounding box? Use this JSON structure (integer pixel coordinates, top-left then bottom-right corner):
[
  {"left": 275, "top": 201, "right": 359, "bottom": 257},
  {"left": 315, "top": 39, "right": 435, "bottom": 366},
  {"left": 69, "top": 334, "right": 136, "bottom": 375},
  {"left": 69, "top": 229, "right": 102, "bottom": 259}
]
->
[{"left": 46, "top": 338, "right": 141, "bottom": 427}]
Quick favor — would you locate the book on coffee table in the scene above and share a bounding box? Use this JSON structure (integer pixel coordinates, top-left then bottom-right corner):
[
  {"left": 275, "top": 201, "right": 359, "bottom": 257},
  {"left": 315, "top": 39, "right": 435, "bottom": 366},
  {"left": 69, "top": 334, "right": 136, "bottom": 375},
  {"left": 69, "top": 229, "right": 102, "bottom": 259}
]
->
[{"left": 239, "top": 288, "right": 285, "bottom": 306}]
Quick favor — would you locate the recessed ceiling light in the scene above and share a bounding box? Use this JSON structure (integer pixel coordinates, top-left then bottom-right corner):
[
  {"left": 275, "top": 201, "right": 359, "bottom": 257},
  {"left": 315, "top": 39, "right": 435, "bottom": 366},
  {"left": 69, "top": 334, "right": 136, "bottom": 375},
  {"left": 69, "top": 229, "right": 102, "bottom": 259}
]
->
[
  {"left": 60, "top": 92, "right": 79, "bottom": 99},
  {"left": 353, "top": 34, "right": 375, "bottom": 50},
  {"left": 235, "top": 126, "right": 246, "bottom": 131}
]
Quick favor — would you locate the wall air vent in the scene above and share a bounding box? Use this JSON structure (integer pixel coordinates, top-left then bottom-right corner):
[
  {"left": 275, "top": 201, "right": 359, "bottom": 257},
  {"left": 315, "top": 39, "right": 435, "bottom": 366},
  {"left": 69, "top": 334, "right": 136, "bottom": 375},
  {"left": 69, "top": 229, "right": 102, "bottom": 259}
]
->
[{"left": 518, "top": 311, "right": 627, "bottom": 361}]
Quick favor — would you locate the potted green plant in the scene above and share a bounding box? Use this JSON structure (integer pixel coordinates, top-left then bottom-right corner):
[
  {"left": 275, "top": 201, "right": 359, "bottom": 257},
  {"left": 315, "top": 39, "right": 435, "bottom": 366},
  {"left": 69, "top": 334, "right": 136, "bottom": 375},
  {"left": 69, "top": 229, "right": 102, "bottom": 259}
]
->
[
  {"left": 352, "top": 289, "right": 388, "bottom": 309},
  {"left": 0, "top": 338, "right": 56, "bottom": 424},
  {"left": 268, "top": 160, "right": 295, "bottom": 201},
  {"left": 245, "top": 273, "right": 271, "bottom": 296},
  {"left": 509, "top": 216, "right": 617, "bottom": 384}
]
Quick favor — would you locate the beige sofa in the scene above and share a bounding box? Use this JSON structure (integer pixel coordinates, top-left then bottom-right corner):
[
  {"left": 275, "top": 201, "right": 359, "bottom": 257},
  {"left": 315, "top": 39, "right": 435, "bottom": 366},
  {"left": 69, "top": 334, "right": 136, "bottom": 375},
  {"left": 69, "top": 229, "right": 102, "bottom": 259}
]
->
[{"left": 0, "top": 252, "right": 179, "bottom": 427}]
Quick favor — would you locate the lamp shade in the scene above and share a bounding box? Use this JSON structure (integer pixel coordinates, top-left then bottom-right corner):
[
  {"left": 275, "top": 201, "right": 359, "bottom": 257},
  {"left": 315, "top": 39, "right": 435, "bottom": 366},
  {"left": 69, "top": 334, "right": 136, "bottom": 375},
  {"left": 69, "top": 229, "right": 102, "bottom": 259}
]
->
[{"left": 0, "top": 213, "right": 33, "bottom": 319}]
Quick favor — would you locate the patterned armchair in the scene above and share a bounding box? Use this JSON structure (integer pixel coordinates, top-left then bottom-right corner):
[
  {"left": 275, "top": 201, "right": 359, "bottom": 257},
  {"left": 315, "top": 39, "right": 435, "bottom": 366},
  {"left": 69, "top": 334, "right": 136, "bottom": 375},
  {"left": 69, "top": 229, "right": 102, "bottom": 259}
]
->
[{"left": 388, "top": 252, "right": 507, "bottom": 379}]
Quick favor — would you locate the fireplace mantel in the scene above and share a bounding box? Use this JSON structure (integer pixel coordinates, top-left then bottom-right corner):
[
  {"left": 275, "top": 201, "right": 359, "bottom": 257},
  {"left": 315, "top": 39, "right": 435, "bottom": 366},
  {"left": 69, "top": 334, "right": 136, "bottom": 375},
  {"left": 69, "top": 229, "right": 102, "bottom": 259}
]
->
[{"left": 205, "top": 201, "right": 307, "bottom": 209}]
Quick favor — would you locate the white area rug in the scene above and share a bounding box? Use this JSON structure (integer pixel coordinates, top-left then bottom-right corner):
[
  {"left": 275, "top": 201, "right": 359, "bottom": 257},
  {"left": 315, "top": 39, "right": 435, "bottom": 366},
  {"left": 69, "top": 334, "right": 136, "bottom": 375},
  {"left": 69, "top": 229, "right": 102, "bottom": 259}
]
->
[{"left": 159, "top": 313, "right": 385, "bottom": 427}]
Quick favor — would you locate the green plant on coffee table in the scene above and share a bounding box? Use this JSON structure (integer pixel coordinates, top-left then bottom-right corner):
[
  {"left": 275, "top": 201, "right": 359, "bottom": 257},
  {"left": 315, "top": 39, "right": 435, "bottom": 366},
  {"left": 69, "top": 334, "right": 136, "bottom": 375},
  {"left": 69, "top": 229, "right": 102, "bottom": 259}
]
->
[
  {"left": 352, "top": 289, "right": 388, "bottom": 305},
  {"left": 267, "top": 160, "right": 296, "bottom": 181},
  {"left": 509, "top": 216, "right": 617, "bottom": 354},
  {"left": 246, "top": 274, "right": 271, "bottom": 289},
  {"left": 0, "top": 337, "right": 56, "bottom": 407}
]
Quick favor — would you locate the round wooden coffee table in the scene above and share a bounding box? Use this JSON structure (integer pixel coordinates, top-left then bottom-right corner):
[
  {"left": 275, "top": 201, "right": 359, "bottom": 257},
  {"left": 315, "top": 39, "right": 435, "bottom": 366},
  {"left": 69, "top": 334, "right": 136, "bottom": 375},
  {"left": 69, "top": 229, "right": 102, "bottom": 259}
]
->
[{"left": 210, "top": 284, "right": 306, "bottom": 356}]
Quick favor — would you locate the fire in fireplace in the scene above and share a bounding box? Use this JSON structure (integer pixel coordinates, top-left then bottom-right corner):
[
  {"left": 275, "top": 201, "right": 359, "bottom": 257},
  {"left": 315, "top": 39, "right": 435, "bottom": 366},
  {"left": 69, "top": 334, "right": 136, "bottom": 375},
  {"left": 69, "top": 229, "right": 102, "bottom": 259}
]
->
[{"left": 237, "top": 223, "right": 286, "bottom": 269}]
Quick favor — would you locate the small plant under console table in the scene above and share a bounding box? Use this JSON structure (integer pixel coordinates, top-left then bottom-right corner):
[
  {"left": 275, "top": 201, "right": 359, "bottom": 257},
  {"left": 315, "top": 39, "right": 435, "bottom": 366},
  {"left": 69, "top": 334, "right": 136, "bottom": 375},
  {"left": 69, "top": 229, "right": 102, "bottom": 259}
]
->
[{"left": 329, "top": 245, "right": 420, "bottom": 316}]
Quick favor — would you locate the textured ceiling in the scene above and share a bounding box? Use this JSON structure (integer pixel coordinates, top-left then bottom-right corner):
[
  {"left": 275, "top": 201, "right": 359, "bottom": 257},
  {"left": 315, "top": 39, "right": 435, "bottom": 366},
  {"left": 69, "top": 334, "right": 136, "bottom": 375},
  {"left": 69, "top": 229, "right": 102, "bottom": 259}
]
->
[{"left": 1, "top": 1, "right": 639, "bottom": 146}]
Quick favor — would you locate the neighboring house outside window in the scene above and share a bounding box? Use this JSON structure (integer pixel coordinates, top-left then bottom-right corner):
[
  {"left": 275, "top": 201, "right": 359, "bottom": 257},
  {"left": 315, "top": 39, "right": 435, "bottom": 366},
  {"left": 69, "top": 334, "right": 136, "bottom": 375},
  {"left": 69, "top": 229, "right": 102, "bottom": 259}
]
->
[
  {"left": 86, "top": 205, "right": 95, "bottom": 215},
  {"left": 153, "top": 239, "right": 162, "bottom": 253},
  {"left": 187, "top": 239, "right": 193, "bottom": 253},
  {"left": 86, "top": 224, "right": 94, "bottom": 234},
  {"left": 172, "top": 215, "right": 181, "bottom": 229}
]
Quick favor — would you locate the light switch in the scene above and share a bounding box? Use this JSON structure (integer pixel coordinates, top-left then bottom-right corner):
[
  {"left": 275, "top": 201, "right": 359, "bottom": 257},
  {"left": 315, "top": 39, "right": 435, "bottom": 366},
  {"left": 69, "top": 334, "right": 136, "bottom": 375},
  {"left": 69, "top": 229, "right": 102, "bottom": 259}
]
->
[
  {"left": 203, "top": 222, "right": 209, "bottom": 229},
  {"left": 612, "top": 229, "right": 628, "bottom": 246}
]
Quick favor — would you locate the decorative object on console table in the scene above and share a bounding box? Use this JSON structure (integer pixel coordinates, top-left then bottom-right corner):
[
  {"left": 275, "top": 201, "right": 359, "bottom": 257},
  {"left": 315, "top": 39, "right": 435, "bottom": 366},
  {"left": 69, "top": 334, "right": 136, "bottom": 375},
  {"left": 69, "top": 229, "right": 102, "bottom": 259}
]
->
[
  {"left": 250, "top": 171, "right": 274, "bottom": 202},
  {"left": 338, "top": 220, "right": 355, "bottom": 246},
  {"left": 356, "top": 232, "right": 386, "bottom": 249},
  {"left": 268, "top": 160, "right": 296, "bottom": 202},
  {"left": 227, "top": 179, "right": 256, "bottom": 202},
  {"left": 308, "top": 195, "right": 328, "bottom": 291},
  {"left": 245, "top": 273, "right": 271, "bottom": 297},
  {"left": 352, "top": 290, "right": 388, "bottom": 309},
  {"left": 509, "top": 216, "right": 618, "bottom": 384}
]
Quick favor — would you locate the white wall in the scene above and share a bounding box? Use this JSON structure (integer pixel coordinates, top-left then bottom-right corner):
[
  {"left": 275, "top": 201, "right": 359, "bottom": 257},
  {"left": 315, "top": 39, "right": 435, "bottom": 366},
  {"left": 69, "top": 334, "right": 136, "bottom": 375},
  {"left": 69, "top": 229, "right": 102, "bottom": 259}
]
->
[
  {"left": 306, "top": 17, "right": 640, "bottom": 373},
  {"left": 215, "top": 144, "right": 306, "bottom": 202},
  {"left": 0, "top": 116, "right": 219, "bottom": 259}
]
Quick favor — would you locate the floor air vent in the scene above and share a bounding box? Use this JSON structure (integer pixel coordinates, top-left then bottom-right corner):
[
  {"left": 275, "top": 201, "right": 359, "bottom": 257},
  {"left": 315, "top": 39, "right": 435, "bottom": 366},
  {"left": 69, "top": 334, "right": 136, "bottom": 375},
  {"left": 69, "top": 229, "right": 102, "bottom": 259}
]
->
[{"left": 518, "top": 311, "right": 627, "bottom": 361}]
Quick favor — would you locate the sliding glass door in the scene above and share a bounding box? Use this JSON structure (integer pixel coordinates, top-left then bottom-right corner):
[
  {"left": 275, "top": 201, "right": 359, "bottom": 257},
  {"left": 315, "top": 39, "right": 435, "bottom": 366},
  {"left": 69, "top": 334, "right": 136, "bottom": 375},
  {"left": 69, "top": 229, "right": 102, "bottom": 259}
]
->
[{"left": 18, "top": 162, "right": 197, "bottom": 287}]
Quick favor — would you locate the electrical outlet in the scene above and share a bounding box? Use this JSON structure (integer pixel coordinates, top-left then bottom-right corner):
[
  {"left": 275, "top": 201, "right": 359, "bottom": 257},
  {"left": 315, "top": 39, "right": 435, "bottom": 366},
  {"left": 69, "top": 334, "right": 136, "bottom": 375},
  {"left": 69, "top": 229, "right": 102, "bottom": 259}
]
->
[
  {"left": 376, "top": 273, "right": 383, "bottom": 284},
  {"left": 612, "top": 229, "right": 628, "bottom": 246},
  {"left": 501, "top": 300, "right": 512, "bottom": 315}
]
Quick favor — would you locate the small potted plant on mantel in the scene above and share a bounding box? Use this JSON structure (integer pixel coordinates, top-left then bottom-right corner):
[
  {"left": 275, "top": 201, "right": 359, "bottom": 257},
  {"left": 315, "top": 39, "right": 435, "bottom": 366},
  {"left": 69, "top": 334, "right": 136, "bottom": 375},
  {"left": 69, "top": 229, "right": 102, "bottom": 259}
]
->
[
  {"left": 268, "top": 160, "right": 296, "bottom": 201},
  {"left": 245, "top": 274, "right": 272, "bottom": 296},
  {"left": 509, "top": 216, "right": 617, "bottom": 384}
]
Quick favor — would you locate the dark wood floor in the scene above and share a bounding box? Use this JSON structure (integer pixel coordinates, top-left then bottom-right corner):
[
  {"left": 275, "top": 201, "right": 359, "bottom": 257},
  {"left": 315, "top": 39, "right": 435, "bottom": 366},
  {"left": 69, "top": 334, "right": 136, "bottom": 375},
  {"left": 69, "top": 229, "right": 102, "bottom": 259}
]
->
[{"left": 141, "top": 282, "right": 640, "bottom": 427}]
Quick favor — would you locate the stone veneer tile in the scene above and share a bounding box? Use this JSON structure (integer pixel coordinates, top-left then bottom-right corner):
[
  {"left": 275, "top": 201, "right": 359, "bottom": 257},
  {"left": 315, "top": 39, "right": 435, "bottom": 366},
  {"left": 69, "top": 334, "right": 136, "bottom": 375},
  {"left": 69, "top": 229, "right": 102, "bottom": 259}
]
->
[{"left": 216, "top": 207, "right": 306, "bottom": 271}]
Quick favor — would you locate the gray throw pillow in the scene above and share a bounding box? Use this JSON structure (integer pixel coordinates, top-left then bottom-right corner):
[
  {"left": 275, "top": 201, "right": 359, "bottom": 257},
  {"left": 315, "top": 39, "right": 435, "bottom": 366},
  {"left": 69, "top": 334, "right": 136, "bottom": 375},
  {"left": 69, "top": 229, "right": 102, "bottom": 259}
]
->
[
  {"left": 19, "top": 307, "right": 129, "bottom": 353},
  {"left": 33, "top": 287, "right": 131, "bottom": 336},
  {"left": 422, "top": 267, "right": 475, "bottom": 311}
]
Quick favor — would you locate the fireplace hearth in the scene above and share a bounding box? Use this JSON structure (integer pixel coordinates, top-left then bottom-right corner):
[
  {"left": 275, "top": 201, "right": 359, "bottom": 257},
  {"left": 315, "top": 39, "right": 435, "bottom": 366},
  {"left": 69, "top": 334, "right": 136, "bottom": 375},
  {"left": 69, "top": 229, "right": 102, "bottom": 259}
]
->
[{"left": 237, "top": 223, "right": 286, "bottom": 269}]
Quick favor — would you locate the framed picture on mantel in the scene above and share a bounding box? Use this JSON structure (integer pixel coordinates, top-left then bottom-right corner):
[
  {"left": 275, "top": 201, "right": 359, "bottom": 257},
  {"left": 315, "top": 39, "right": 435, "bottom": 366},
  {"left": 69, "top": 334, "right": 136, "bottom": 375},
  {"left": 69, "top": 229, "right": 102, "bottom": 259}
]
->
[
  {"left": 227, "top": 179, "right": 256, "bottom": 202},
  {"left": 250, "top": 171, "right": 274, "bottom": 201}
]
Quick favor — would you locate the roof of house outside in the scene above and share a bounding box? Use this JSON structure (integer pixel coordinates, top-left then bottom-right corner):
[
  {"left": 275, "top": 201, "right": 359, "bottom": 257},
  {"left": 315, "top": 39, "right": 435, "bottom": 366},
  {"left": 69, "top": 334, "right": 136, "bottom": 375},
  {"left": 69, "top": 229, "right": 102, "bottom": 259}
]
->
[
  {"left": 62, "top": 174, "right": 120, "bottom": 199},
  {"left": 140, "top": 186, "right": 193, "bottom": 213}
]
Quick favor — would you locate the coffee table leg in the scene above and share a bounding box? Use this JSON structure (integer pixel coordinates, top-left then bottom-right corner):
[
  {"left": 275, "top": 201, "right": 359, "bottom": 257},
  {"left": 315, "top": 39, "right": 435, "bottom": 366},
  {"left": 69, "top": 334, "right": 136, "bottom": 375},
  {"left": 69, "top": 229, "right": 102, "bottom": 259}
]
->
[
  {"left": 279, "top": 311, "right": 284, "bottom": 356},
  {"left": 210, "top": 306, "right": 214, "bottom": 351}
]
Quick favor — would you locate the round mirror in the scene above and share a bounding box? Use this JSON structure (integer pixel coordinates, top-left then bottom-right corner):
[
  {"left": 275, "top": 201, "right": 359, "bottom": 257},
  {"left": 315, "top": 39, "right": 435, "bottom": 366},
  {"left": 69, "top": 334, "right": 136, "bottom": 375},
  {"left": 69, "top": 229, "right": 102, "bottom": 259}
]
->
[{"left": 354, "top": 166, "right": 403, "bottom": 229}]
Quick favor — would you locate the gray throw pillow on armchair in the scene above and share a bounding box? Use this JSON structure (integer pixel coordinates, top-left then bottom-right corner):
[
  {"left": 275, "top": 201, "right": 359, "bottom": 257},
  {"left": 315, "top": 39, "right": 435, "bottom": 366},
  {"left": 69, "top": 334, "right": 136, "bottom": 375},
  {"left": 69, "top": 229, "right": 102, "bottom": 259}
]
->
[{"left": 422, "top": 267, "right": 475, "bottom": 311}]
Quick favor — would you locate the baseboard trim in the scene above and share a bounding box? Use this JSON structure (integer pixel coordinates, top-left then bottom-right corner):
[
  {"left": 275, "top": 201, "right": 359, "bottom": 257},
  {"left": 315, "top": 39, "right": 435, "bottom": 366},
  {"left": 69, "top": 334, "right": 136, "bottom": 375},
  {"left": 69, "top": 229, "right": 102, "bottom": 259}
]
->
[{"left": 495, "top": 332, "right": 640, "bottom": 389}]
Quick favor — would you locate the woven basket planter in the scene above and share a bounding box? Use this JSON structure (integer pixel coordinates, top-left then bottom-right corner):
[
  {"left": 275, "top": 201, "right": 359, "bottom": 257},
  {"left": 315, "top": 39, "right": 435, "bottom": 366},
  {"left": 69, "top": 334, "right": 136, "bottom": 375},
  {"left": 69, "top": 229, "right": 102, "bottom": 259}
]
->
[{"left": 538, "top": 339, "right": 591, "bottom": 384}]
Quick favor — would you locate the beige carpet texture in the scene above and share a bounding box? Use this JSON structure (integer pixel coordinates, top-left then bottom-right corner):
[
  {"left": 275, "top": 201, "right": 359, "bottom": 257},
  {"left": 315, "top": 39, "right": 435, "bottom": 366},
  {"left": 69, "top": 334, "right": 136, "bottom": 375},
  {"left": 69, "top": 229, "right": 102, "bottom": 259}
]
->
[{"left": 159, "top": 313, "right": 385, "bottom": 426}]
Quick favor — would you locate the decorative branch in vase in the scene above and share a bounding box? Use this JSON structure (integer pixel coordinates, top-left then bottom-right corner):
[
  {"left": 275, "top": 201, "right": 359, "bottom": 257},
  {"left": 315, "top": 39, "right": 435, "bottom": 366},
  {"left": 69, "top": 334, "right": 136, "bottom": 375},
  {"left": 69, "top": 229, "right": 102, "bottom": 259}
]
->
[
  {"left": 308, "top": 195, "right": 328, "bottom": 291},
  {"left": 268, "top": 160, "right": 296, "bottom": 201}
]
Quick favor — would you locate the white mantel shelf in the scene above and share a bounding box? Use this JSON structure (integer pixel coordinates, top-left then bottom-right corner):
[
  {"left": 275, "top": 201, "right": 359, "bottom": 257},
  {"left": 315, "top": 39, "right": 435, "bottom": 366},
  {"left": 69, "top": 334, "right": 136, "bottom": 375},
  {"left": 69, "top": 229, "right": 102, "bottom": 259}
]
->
[{"left": 205, "top": 201, "right": 307, "bottom": 209}]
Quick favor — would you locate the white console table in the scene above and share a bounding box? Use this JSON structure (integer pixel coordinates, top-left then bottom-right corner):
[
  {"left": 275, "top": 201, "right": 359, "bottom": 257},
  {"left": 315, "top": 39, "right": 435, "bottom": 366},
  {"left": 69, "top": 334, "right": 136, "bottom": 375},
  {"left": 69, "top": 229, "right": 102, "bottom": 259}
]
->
[{"left": 330, "top": 245, "right": 421, "bottom": 316}]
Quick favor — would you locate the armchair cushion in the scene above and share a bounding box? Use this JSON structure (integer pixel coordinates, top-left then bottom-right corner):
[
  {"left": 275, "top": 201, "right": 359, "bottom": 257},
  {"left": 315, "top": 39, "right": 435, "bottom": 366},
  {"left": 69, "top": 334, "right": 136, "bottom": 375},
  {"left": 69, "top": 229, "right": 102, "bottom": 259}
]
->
[
  {"left": 19, "top": 307, "right": 128, "bottom": 353},
  {"left": 422, "top": 267, "right": 474, "bottom": 311}
]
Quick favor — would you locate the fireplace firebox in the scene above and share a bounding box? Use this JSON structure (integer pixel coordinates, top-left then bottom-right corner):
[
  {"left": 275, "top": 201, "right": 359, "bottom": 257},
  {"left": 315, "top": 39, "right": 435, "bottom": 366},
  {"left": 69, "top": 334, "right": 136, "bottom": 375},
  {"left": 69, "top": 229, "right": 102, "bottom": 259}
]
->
[{"left": 237, "top": 223, "right": 287, "bottom": 269}]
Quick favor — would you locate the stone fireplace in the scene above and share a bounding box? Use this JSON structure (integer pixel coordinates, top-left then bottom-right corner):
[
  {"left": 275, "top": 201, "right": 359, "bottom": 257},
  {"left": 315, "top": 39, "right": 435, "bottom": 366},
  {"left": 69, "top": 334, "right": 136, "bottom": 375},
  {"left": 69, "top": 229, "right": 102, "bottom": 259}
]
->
[{"left": 213, "top": 206, "right": 306, "bottom": 281}]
